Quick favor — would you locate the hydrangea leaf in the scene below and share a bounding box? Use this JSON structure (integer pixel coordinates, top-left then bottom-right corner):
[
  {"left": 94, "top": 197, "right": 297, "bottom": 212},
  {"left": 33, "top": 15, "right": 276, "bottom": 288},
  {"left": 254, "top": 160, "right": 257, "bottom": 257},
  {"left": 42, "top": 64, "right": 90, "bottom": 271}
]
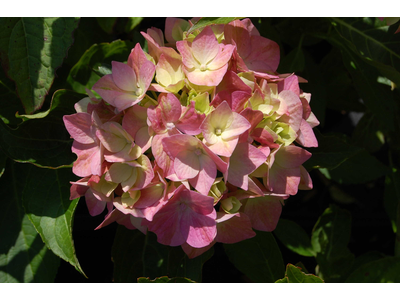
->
[
  {"left": 0, "top": 17, "right": 79, "bottom": 114},
  {"left": 0, "top": 90, "right": 86, "bottom": 168},
  {"left": 0, "top": 160, "right": 60, "bottom": 282},
  {"left": 311, "top": 204, "right": 354, "bottom": 282},
  {"left": 0, "top": 65, "right": 24, "bottom": 126},
  {"left": 224, "top": 230, "right": 284, "bottom": 282},
  {"left": 112, "top": 226, "right": 213, "bottom": 283},
  {"left": 96, "top": 17, "right": 118, "bottom": 34},
  {"left": 19, "top": 164, "right": 85, "bottom": 277},
  {"left": 187, "top": 17, "right": 242, "bottom": 34},
  {"left": 303, "top": 129, "right": 363, "bottom": 171},
  {"left": 330, "top": 17, "right": 400, "bottom": 89},
  {"left": 273, "top": 219, "right": 315, "bottom": 257},
  {"left": 346, "top": 256, "right": 400, "bottom": 283},
  {"left": 125, "top": 17, "right": 144, "bottom": 33},
  {"left": 275, "top": 264, "right": 324, "bottom": 283}
]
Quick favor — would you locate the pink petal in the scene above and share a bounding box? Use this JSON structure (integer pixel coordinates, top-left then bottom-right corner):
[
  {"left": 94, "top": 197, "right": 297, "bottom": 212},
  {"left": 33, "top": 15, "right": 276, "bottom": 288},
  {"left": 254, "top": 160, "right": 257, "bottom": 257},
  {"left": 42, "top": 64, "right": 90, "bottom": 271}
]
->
[
  {"left": 267, "top": 165, "right": 301, "bottom": 195},
  {"left": 176, "top": 101, "right": 205, "bottom": 135},
  {"left": 63, "top": 113, "right": 95, "bottom": 144},
  {"left": 159, "top": 93, "right": 182, "bottom": 124},
  {"left": 298, "top": 165, "right": 313, "bottom": 190},
  {"left": 296, "top": 119, "right": 318, "bottom": 148},
  {"left": 243, "top": 195, "right": 283, "bottom": 231},
  {"left": 191, "top": 26, "right": 219, "bottom": 65},
  {"left": 274, "top": 145, "right": 312, "bottom": 168},
  {"left": 71, "top": 142, "right": 102, "bottom": 177},
  {"left": 216, "top": 212, "right": 255, "bottom": 244},
  {"left": 226, "top": 142, "right": 267, "bottom": 190},
  {"left": 181, "top": 241, "right": 215, "bottom": 259},
  {"left": 185, "top": 66, "right": 229, "bottom": 87},
  {"left": 184, "top": 209, "right": 217, "bottom": 248},
  {"left": 174, "top": 150, "right": 200, "bottom": 180},
  {"left": 188, "top": 154, "right": 217, "bottom": 195},
  {"left": 111, "top": 61, "right": 138, "bottom": 91},
  {"left": 85, "top": 189, "right": 107, "bottom": 216}
]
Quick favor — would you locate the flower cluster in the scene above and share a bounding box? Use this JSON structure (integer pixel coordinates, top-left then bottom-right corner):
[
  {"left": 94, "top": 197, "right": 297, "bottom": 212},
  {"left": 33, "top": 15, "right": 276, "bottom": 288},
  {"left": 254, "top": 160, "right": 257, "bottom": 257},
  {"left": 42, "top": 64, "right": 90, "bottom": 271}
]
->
[{"left": 63, "top": 18, "right": 319, "bottom": 258}]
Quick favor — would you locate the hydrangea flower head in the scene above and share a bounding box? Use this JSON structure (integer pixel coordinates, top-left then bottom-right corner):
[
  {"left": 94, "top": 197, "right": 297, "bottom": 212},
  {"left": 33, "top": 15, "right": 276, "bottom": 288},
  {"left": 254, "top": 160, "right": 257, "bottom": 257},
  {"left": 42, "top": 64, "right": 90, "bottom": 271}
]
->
[{"left": 64, "top": 17, "right": 319, "bottom": 259}]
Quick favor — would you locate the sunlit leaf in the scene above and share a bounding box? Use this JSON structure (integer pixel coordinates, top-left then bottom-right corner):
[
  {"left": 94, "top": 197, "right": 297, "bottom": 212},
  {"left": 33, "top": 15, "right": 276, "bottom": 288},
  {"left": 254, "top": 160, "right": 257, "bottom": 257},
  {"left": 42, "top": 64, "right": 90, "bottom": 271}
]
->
[
  {"left": 274, "top": 219, "right": 315, "bottom": 257},
  {"left": 311, "top": 205, "right": 354, "bottom": 282},
  {"left": 0, "top": 160, "right": 60, "bottom": 282},
  {"left": 0, "top": 17, "right": 79, "bottom": 114}
]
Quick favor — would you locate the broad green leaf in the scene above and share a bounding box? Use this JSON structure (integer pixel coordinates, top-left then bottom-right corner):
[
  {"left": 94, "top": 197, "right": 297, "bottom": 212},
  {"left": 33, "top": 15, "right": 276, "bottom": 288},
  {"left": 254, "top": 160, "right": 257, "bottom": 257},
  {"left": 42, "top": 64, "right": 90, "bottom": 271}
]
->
[
  {"left": 273, "top": 219, "right": 315, "bottom": 257},
  {"left": 330, "top": 17, "right": 400, "bottom": 88},
  {"left": 321, "top": 28, "right": 398, "bottom": 134},
  {"left": 318, "top": 48, "right": 364, "bottom": 113},
  {"left": 20, "top": 164, "right": 85, "bottom": 276},
  {"left": 305, "top": 128, "right": 389, "bottom": 184},
  {"left": 137, "top": 276, "right": 195, "bottom": 283},
  {"left": 275, "top": 264, "right": 324, "bottom": 283},
  {"left": 278, "top": 46, "right": 305, "bottom": 73},
  {"left": 0, "top": 160, "right": 60, "bottom": 282},
  {"left": 326, "top": 149, "right": 389, "bottom": 185},
  {"left": 112, "top": 226, "right": 213, "bottom": 283},
  {"left": 352, "top": 112, "right": 385, "bottom": 153},
  {"left": 303, "top": 129, "right": 363, "bottom": 171},
  {"left": 125, "top": 17, "right": 144, "bottom": 33},
  {"left": 188, "top": 17, "right": 242, "bottom": 34},
  {"left": 224, "top": 230, "right": 284, "bottom": 283},
  {"left": 311, "top": 205, "right": 354, "bottom": 282},
  {"left": 96, "top": 17, "right": 118, "bottom": 34},
  {"left": 0, "top": 90, "right": 85, "bottom": 168},
  {"left": 0, "top": 67, "right": 24, "bottom": 126},
  {"left": 67, "top": 40, "right": 134, "bottom": 94},
  {"left": 16, "top": 89, "right": 86, "bottom": 121},
  {"left": 0, "top": 17, "right": 79, "bottom": 114},
  {"left": 346, "top": 256, "right": 400, "bottom": 283},
  {"left": 350, "top": 251, "right": 385, "bottom": 273}
]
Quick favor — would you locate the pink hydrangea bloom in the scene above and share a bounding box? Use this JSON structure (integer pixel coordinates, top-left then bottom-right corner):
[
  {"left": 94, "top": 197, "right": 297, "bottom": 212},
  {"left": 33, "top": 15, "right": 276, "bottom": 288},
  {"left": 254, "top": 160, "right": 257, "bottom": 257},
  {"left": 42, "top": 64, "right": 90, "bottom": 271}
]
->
[{"left": 64, "top": 17, "right": 319, "bottom": 259}]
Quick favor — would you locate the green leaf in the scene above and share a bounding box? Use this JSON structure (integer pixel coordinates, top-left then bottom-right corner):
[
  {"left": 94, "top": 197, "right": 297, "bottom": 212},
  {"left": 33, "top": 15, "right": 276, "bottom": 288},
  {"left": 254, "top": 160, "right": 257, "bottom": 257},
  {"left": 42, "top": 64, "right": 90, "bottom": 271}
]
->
[
  {"left": 276, "top": 264, "right": 324, "bottom": 283},
  {"left": 224, "top": 230, "right": 284, "bottom": 282},
  {"left": 311, "top": 204, "right": 354, "bottom": 282},
  {"left": 137, "top": 276, "right": 195, "bottom": 283},
  {"left": 0, "top": 160, "right": 60, "bottom": 282},
  {"left": 125, "top": 17, "right": 144, "bottom": 33},
  {"left": 346, "top": 256, "right": 400, "bottom": 283},
  {"left": 112, "top": 226, "right": 213, "bottom": 283},
  {"left": 0, "top": 17, "right": 79, "bottom": 114},
  {"left": 278, "top": 46, "right": 305, "bottom": 73},
  {"left": 273, "top": 219, "right": 315, "bottom": 257},
  {"left": 330, "top": 17, "right": 400, "bottom": 88},
  {"left": 19, "top": 164, "right": 85, "bottom": 276},
  {"left": 0, "top": 67, "right": 25, "bottom": 126},
  {"left": 303, "top": 129, "right": 363, "bottom": 171},
  {"left": 188, "top": 17, "right": 242, "bottom": 34},
  {"left": 350, "top": 251, "right": 385, "bottom": 273},
  {"left": 96, "top": 17, "right": 118, "bottom": 34},
  {"left": 0, "top": 90, "right": 85, "bottom": 168},
  {"left": 352, "top": 112, "right": 385, "bottom": 153},
  {"left": 326, "top": 149, "right": 389, "bottom": 185},
  {"left": 321, "top": 27, "right": 398, "bottom": 135},
  {"left": 319, "top": 48, "right": 364, "bottom": 113},
  {"left": 67, "top": 40, "right": 134, "bottom": 94}
]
